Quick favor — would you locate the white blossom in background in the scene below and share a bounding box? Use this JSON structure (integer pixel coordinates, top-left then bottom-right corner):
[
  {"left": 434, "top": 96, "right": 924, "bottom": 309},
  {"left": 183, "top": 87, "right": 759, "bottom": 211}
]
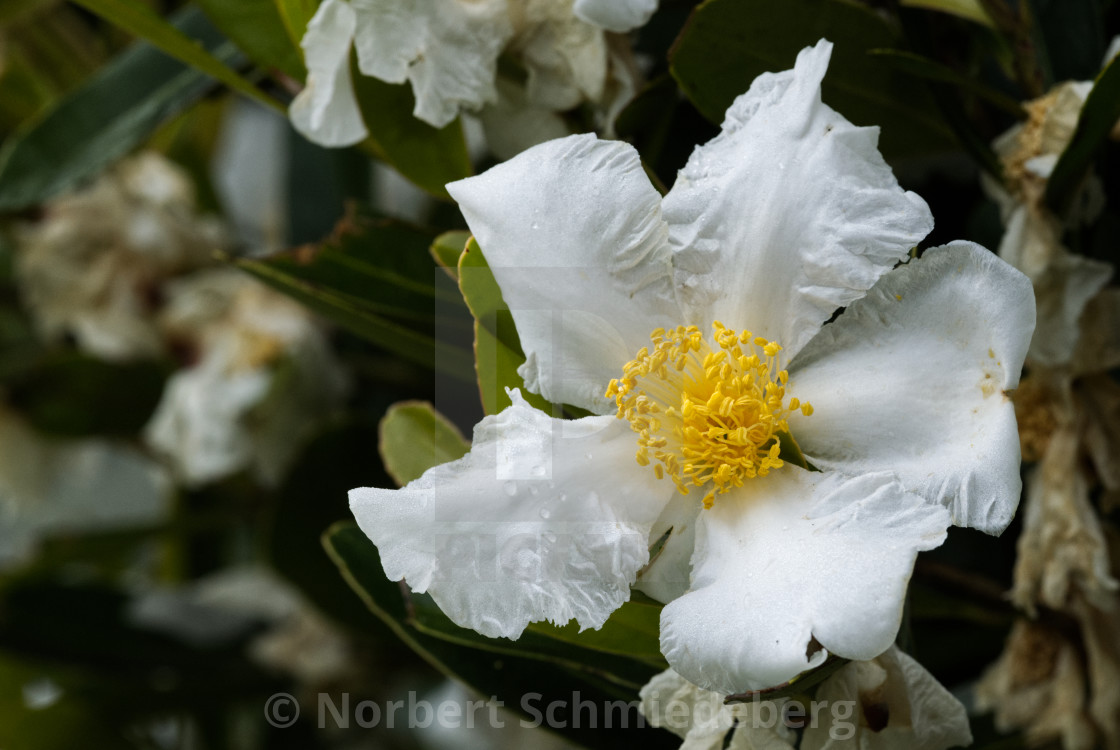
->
[
  {"left": 639, "top": 647, "right": 972, "bottom": 750},
  {"left": 289, "top": 0, "right": 656, "bottom": 153},
  {"left": 0, "top": 404, "right": 171, "bottom": 568},
  {"left": 143, "top": 269, "right": 349, "bottom": 488},
  {"left": 350, "top": 41, "right": 1035, "bottom": 695},
  {"left": 14, "top": 152, "right": 223, "bottom": 361},
  {"left": 129, "top": 566, "right": 357, "bottom": 690}
]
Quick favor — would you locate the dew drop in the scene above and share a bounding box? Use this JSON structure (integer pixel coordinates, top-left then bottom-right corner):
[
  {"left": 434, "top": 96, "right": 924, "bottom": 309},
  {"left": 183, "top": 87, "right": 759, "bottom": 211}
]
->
[
  {"left": 539, "top": 508, "right": 552, "bottom": 520},
  {"left": 544, "top": 532, "right": 557, "bottom": 544},
  {"left": 530, "top": 221, "right": 540, "bottom": 230},
  {"left": 503, "top": 481, "right": 518, "bottom": 497}
]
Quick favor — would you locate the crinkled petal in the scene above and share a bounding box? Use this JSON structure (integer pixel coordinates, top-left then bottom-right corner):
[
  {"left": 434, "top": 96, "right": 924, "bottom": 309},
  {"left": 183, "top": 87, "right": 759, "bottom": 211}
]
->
[
  {"left": 664, "top": 39, "right": 932, "bottom": 361},
  {"left": 516, "top": 6, "right": 608, "bottom": 109},
  {"left": 802, "top": 646, "right": 973, "bottom": 750},
  {"left": 351, "top": 0, "right": 510, "bottom": 127},
  {"left": 289, "top": 0, "right": 368, "bottom": 148},
  {"left": 660, "top": 470, "right": 950, "bottom": 695},
  {"left": 574, "top": 0, "right": 658, "bottom": 33},
  {"left": 639, "top": 668, "right": 795, "bottom": 750},
  {"left": 788, "top": 242, "right": 1035, "bottom": 535},
  {"left": 349, "top": 391, "right": 676, "bottom": 639},
  {"left": 448, "top": 135, "right": 681, "bottom": 414}
]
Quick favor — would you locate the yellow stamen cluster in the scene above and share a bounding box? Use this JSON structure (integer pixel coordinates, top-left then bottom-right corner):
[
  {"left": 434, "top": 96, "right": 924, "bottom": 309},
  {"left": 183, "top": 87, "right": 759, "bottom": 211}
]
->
[{"left": 606, "top": 322, "right": 813, "bottom": 509}]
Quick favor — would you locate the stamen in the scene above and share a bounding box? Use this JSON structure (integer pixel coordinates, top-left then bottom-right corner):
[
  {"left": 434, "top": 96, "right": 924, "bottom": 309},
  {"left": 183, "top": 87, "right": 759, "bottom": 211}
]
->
[{"left": 606, "top": 323, "right": 812, "bottom": 508}]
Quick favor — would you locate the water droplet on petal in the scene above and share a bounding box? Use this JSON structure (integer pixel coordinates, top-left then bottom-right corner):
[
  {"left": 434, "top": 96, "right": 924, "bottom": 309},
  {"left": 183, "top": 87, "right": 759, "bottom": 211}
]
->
[
  {"left": 503, "top": 481, "right": 518, "bottom": 497},
  {"left": 530, "top": 221, "right": 540, "bottom": 230},
  {"left": 539, "top": 508, "right": 552, "bottom": 520}
]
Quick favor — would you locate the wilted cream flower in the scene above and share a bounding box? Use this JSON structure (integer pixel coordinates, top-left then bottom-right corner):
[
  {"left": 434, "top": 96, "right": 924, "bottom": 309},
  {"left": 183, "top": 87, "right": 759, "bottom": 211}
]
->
[{"left": 13, "top": 152, "right": 223, "bottom": 361}]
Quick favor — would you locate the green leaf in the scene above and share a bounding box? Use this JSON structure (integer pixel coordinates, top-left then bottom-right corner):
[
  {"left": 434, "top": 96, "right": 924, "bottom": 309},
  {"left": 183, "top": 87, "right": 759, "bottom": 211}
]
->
[
  {"left": 1044, "top": 53, "right": 1120, "bottom": 215},
  {"left": 898, "top": 0, "right": 996, "bottom": 27},
  {"left": 669, "top": 0, "right": 955, "bottom": 160},
  {"left": 69, "top": 0, "right": 283, "bottom": 113},
  {"left": 233, "top": 209, "right": 475, "bottom": 379},
  {"left": 351, "top": 70, "right": 472, "bottom": 199},
  {"left": 273, "top": 0, "right": 317, "bottom": 51},
  {"left": 867, "top": 48, "right": 1024, "bottom": 116},
  {"left": 430, "top": 230, "right": 470, "bottom": 280},
  {"left": 2, "top": 352, "right": 168, "bottom": 437},
  {"left": 196, "top": 0, "right": 305, "bottom": 79},
  {"left": 378, "top": 401, "right": 470, "bottom": 486},
  {"left": 525, "top": 597, "right": 666, "bottom": 668},
  {"left": 0, "top": 7, "right": 233, "bottom": 211},
  {"left": 323, "top": 522, "right": 678, "bottom": 749},
  {"left": 457, "top": 237, "right": 556, "bottom": 415},
  {"left": 405, "top": 590, "right": 661, "bottom": 691}
]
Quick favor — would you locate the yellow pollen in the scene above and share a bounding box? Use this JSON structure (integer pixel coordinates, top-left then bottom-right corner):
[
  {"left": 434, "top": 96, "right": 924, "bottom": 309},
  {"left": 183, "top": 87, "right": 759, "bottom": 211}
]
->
[{"left": 605, "top": 323, "right": 812, "bottom": 509}]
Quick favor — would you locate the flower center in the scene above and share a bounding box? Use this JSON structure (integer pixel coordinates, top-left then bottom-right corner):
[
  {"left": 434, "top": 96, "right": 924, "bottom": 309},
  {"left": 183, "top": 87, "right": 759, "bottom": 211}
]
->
[{"left": 605, "top": 322, "right": 812, "bottom": 509}]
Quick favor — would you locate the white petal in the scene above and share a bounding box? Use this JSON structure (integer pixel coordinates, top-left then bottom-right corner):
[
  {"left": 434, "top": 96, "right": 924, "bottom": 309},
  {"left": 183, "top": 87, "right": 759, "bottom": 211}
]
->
[
  {"left": 660, "top": 470, "right": 950, "bottom": 695},
  {"left": 634, "top": 495, "right": 699, "bottom": 604},
  {"left": 351, "top": 0, "right": 510, "bottom": 128},
  {"left": 638, "top": 668, "right": 796, "bottom": 750},
  {"left": 802, "top": 646, "right": 972, "bottom": 750},
  {"left": 517, "top": 8, "right": 608, "bottom": 109},
  {"left": 143, "top": 347, "right": 272, "bottom": 486},
  {"left": 574, "top": 0, "right": 658, "bottom": 32},
  {"left": 664, "top": 40, "right": 932, "bottom": 360},
  {"left": 349, "top": 391, "right": 676, "bottom": 639},
  {"left": 788, "top": 242, "right": 1035, "bottom": 534},
  {"left": 289, "top": 0, "right": 369, "bottom": 148},
  {"left": 475, "top": 77, "right": 571, "bottom": 161},
  {"left": 447, "top": 135, "right": 681, "bottom": 414}
]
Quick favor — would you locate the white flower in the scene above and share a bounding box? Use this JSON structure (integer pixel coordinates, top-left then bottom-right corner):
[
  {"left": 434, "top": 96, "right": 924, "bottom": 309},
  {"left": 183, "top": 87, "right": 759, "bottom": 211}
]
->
[
  {"left": 350, "top": 41, "right": 1035, "bottom": 694},
  {"left": 289, "top": 0, "right": 655, "bottom": 148},
  {"left": 13, "top": 152, "right": 222, "bottom": 361},
  {"left": 0, "top": 404, "right": 171, "bottom": 568},
  {"left": 640, "top": 647, "right": 972, "bottom": 750},
  {"left": 143, "top": 269, "right": 349, "bottom": 487}
]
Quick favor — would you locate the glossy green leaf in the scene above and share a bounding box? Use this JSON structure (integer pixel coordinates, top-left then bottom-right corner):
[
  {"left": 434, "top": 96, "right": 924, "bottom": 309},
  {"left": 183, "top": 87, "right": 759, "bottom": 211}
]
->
[
  {"left": 899, "top": 0, "right": 995, "bottom": 27},
  {"left": 233, "top": 210, "right": 474, "bottom": 378},
  {"left": 525, "top": 596, "right": 666, "bottom": 668},
  {"left": 457, "top": 238, "right": 555, "bottom": 415},
  {"left": 69, "top": 0, "right": 283, "bottom": 112},
  {"left": 197, "top": 0, "right": 304, "bottom": 79},
  {"left": 1044, "top": 53, "right": 1120, "bottom": 215},
  {"left": 323, "top": 522, "right": 678, "bottom": 749},
  {"left": 670, "top": 0, "right": 955, "bottom": 159},
  {"left": 378, "top": 401, "right": 470, "bottom": 486},
  {"left": 0, "top": 7, "right": 233, "bottom": 211},
  {"left": 405, "top": 590, "right": 660, "bottom": 691},
  {"left": 2, "top": 352, "right": 168, "bottom": 438},
  {"left": 352, "top": 70, "right": 472, "bottom": 199},
  {"left": 430, "top": 230, "right": 470, "bottom": 280},
  {"left": 273, "top": 0, "right": 317, "bottom": 51},
  {"left": 868, "top": 48, "right": 1023, "bottom": 116}
]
